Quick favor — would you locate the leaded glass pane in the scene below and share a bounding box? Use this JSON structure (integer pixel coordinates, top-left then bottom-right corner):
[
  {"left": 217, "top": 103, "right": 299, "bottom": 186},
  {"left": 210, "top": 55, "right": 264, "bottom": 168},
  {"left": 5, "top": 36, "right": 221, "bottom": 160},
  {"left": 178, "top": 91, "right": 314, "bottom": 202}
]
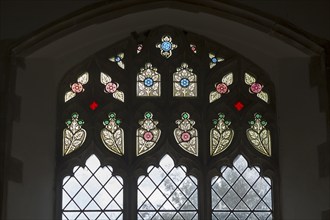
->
[
  {"left": 246, "top": 113, "right": 272, "bottom": 157},
  {"left": 63, "top": 112, "right": 86, "bottom": 156},
  {"left": 137, "top": 63, "right": 161, "bottom": 97},
  {"left": 210, "top": 113, "right": 234, "bottom": 156},
  {"left": 211, "top": 155, "right": 273, "bottom": 220},
  {"left": 174, "top": 112, "right": 198, "bottom": 156},
  {"left": 64, "top": 72, "right": 89, "bottom": 102},
  {"left": 100, "top": 112, "right": 124, "bottom": 156},
  {"left": 136, "top": 112, "right": 161, "bottom": 156},
  {"left": 137, "top": 154, "right": 198, "bottom": 220},
  {"left": 62, "top": 155, "right": 123, "bottom": 220},
  {"left": 173, "top": 63, "right": 197, "bottom": 97}
]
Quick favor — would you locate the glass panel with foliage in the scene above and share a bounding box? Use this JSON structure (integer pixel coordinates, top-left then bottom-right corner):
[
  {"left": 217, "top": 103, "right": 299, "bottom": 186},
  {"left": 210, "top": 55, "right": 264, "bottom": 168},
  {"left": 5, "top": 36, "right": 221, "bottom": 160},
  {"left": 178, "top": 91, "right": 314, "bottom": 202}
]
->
[
  {"left": 211, "top": 155, "right": 273, "bottom": 220},
  {"left": 137, "top": 154, "right": 198, "bottom": 220}
]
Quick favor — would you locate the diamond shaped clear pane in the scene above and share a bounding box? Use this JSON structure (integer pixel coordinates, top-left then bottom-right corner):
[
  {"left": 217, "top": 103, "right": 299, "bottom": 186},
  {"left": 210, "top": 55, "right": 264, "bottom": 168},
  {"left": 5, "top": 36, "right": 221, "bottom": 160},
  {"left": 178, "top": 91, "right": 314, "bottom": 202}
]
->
[
  {"left": 94, "top": 167, "right": 112, "bottom": 185},
  {"left": 222, "top": 189, "right": 240, "bottom": 209},
  {"left": 232, "top": 177, "right": 249, "bottom": 198},
  {"left": 84, "top": 177, "right": 102, "bottom": 197},
  {"left": 94, "top": 189, "right": 112, "bottom": 209},
  {"left": 73, "top": 189, "right": 91, "bottom": 209},
  {"left": 63, "top": 177, "right": 81, "bottom": 198}
]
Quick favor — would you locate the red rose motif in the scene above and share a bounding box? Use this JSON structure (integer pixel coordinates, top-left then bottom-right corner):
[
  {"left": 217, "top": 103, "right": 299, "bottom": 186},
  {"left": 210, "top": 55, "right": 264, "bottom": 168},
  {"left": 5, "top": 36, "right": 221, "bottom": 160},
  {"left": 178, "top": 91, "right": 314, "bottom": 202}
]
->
[
  {"left": 105, "top": 82, "right": 117, "bottom": 93},
  {"left": 250, "top": 83, "right": 263, "bottom": 94},
  {"left": 71, "top": 83, "right": 83, "bottom": 93},
  {"left": 143, "top": 131, "right": 153, "bottom": 141},
  {"left": 216, "top": 83, "right": 228, "bottom": 94},
  {"left": 181, "top": 132, "right": 191, "bottom": 142}
]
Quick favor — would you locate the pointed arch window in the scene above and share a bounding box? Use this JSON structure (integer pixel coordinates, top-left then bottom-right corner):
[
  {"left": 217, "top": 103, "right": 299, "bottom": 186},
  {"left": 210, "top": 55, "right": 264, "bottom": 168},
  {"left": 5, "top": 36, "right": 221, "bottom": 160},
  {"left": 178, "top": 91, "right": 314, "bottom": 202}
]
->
[{"left": 57, "top": 26, "right": 278, "bottom": 220}]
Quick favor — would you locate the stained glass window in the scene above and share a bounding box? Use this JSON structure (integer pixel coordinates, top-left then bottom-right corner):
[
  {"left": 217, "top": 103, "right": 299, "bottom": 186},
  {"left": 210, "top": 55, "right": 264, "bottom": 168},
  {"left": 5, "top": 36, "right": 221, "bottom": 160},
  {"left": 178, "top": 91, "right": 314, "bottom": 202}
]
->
[
  {"left": 136, "top": 112, "right": 161, "bottom": 156},
  {"left": 174, "top": 112, "right": 198, "bottom": 156},
  {"left": 63, "top": 112, "right": 86, "bottom": 156},
  {"left": 62, "top": 155, "right": 123, "bottom": 220},
  {"left": 245, "top": 73, "right": 269, "bottom": 103},
  {"left": 210, "top": 113, "right": 234, "bottom": 156},
  {"left": 58, "top": 26, "right": 277, "bottom": 220},
  {"left": 137, "top": 63, "right": 161, "bottom": 97},
  {"left": 137, "top": 154, "right": 198, "bottom": 219},
  {"left": 64, "top": 72, "right": 89, "bottom": 102},
  {"left": 212, "top": 155, "right": 273, "bottom": 219},
  {"left": 246, "top": 113, "right": 272, "bottom": 157},
  {"left": 173, "top": 63, "right": 197, "bottom": 97},
  {"left": 101, "top": 112, "right": 124, "bottom": 156}
]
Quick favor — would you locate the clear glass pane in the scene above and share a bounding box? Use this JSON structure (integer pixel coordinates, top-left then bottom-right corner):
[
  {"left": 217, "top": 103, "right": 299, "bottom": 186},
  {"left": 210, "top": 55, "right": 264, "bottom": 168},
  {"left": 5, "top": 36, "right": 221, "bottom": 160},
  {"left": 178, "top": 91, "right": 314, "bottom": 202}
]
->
[
  {"left": 61, "top": 154, "right": 123, "bottom": 219},
  {"left": 212, "top": 154, "right": 273, "bottom": 219},
  {"left": 137, "top": 154, "right": 198, "bottom": 219}
]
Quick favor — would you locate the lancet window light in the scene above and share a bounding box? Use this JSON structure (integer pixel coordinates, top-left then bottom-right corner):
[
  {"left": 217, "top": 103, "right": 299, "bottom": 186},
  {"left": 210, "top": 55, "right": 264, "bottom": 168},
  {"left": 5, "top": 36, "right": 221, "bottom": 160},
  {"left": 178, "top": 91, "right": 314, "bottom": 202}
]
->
[{"left": 57, "top": 26, "right": 278, "bottom": 220}]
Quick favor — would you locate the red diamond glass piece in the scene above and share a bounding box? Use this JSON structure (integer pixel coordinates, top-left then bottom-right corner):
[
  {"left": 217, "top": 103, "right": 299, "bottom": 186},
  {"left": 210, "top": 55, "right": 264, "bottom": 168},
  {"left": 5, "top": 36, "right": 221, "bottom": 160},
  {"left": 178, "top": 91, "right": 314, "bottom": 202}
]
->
[
  {"left": 89, "top": 101, "right": 99, "bottom": 111},
  {"left": 234, "top": 101, "right": 244, "bottom": 111}
]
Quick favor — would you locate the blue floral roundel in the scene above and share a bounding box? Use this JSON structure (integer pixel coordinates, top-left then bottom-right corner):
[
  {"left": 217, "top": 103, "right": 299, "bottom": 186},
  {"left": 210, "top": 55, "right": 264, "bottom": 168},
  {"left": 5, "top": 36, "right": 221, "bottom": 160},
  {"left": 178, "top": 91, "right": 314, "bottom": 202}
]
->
[
  {"left": 180, "top": 78, "right": 190, "bottom": 88},
  {"left": 144, "top": 78, "right": 154, "bottom": 87},
  {"left": 161, "top": 41, "right": 172, "bottom": 52}
]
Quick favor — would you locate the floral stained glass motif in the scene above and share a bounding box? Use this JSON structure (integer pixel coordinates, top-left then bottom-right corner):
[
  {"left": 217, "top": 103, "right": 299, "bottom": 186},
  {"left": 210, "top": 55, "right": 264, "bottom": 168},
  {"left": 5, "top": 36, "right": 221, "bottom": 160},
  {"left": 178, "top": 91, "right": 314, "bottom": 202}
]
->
[
  {"left": 101, "top": 113, "right": 124, "bottom": 156},
  {"left": 209, "top": 53, "right": 224, "bottom": 69},
  {"left": 137, "top": 44, "right": 143, "bottom": 54},
  {"left": 190, "top": 44, "right": 197, "bottom": 54},
  {"left": 210, "top": 113, "right": 234, "bottom": 156},
  {"left": 244, "top": 73, "right": 269, "bottom": 103},
  {"left": 63, "top": 112, "right": 86, "bottom": 156},
  {"left": 64, "top": 72, "right": 89, "bottom": 102},
  {"left": 62, "top": 154, "right": 123, "bottom": 220},
  {"left": 246, "top": 113, "right": 271, "bottom": 157},
  {"left": 173, "top": 63, "right": 197, "bottom": 97},
  {"left": 109, "top": 53, "right": 125, "bottom": 69},
  {"left": 174, "top": 112, "right": 198, "bottom": 156},
  {"left": 137, "top": 154, "right": 198, "bottom": 220},
  {"left": 100, "top": 72, "right": 124, "bottom": 102},
  {"left": 212, "top": 155, "right": 273, "bottom": 220},
  {"left": 136, "top": 112, "right": 161, "bottom": 156},
  {"left": 137, "top": 63, "right": 161, "bottom": 97},
  {"left": 156, "top": 35, "right": 177, "bottom": 58},
  {"left": 209, "top": 72, "right": 233, "bottom": 103}
]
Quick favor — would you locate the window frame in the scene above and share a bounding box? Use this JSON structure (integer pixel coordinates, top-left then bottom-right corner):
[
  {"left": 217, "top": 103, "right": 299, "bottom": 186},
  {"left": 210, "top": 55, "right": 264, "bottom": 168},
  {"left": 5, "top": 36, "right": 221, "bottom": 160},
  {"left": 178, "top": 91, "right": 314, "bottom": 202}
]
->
[{"left": 55, "top": 26, "right": 279, "bottom": 220}]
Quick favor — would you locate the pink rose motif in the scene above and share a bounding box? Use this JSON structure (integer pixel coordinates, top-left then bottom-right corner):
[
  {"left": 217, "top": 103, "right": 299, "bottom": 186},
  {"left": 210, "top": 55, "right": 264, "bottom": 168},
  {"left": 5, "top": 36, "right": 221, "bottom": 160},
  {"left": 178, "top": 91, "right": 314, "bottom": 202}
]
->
[
  {"left": 216, "top": 83, "right": 228, "bottom": 94},
  {"left": 250, "top": 83, "right": 263, "bottom": 94},
  {"left": 105, "top": 82, "right": 117, "bottom": 93},
  {"left": 181, "top": 132, "right": 191, "bottom": 142},
  {"left": 71, "top": 83, "right": 83, "bottom": 93},
  {"left": 143, "top": 131, "right": 154, "bottom": 141}
]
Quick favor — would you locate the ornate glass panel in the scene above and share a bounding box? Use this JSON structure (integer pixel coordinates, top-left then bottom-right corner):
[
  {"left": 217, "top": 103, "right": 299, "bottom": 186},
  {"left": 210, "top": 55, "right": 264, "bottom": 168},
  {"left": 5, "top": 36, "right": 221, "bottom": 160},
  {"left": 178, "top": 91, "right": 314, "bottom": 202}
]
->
[
  {"left": 137, "top": 44, "right": 143, "bottom": 54},
  {"left": 63, "top": 112, "right": 86, "bottom": 156},
  {"left": 136, "top": 112, "right": 161, "bottom": 156},
  {"left": 174, "top": 112, "right": 198, "bottom": 156},
  {"left": 209, "top": 53, "right": 224, "bottom": 69},
  {"left": 64, "top": 72, "right": 89, "bottom": 102},
  {"left": 190, "top": 44, "right": 197, "bottom": 54},
  {"left": 246, "top": 113, "right": 271, "bottom": 157},
  {"left": 212, "top": 155, "right": 273, "bottom": 220},
  {"left": 137, "top": 63, "right": 161, "bottom": 97},
  {"left": 62, "top": 154, "right": 123, "bottom": 220},
  {"left": 137, "top": 154, "right": 198, "bottom": 220},
  {"left": 209, "top": 72, "right": 233, "bottom": 103},
  {"left": 109, "top": 53, "right": 125, "bottom": 69},
  {"left": 173, "top": 63, "right": 197, "bottom": 97},
  {"left": 210, "top": 113, "right": 234, "bottom": 156},
  {"left": 100, "top": 72, "right": 124, "bottom": 102},
  {"left": 156, "top": 35, "right": 177, "bottom": 58},
  {"left": 100, "top": 112, "right": 124, "bottom": 156},
  {"left": 244, "top": 73, "right": 269, "bottom": 103}
]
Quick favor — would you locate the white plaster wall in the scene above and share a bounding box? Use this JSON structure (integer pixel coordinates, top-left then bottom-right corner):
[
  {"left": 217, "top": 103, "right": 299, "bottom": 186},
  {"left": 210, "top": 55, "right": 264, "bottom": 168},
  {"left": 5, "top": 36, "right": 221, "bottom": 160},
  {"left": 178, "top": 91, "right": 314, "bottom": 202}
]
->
[{"left": 7, "top": 8, "right": 329, "bottom": 220}]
